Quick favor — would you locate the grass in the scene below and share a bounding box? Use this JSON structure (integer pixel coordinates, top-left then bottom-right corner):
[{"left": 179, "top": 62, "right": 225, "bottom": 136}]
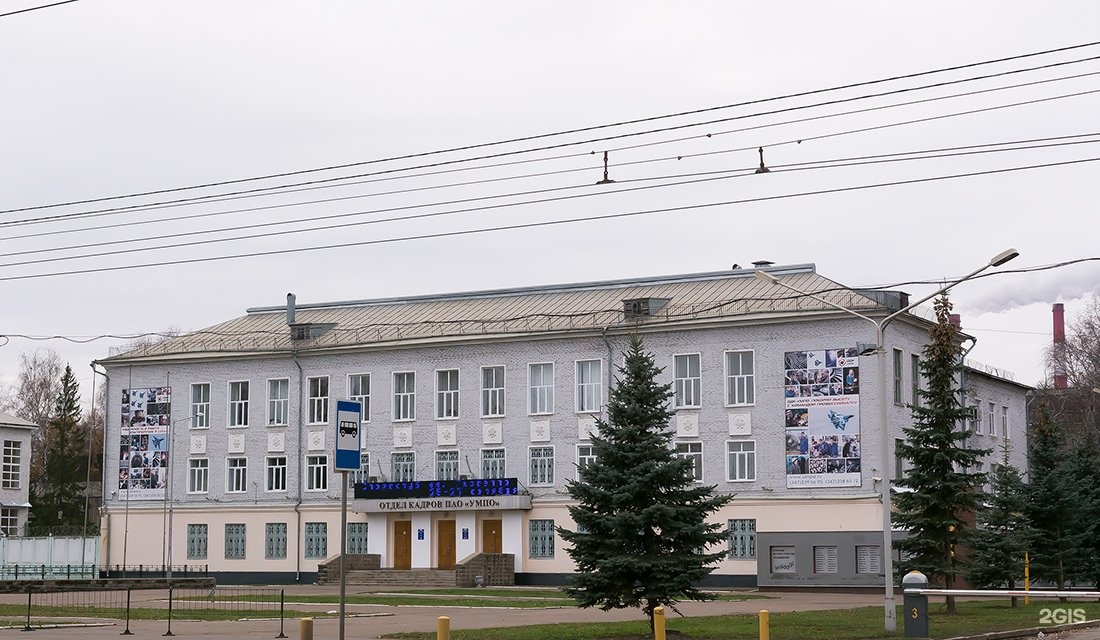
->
[{"left": 382, "top": 601, "right": 1100, "bottom": 640}]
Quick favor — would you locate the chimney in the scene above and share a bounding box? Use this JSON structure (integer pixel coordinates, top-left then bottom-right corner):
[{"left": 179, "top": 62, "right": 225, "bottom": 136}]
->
[
  {"left": 949, "top": 314, "right": 961, "bottom": 329},
  {"left": 1053, "top": 303, "right": 1068, "bottom": 389},
  {"left": 287, "top": 293, "right": 296, "bottom": 325}
]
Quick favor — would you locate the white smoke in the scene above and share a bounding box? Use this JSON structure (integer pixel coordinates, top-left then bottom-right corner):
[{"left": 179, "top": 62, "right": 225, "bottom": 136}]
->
[{"left": 959, "top": 262, "right": 1100, "bottom": 315}]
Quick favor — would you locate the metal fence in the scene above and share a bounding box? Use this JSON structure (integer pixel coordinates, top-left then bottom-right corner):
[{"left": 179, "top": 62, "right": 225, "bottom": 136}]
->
[{"left": 0, "top": 563, "right": 209, "bottom": 580}]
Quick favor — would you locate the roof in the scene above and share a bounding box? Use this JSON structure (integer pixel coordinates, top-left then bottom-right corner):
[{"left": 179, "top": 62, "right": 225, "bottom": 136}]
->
[
  {"left": 0, "top": 411, "right": 38, "bottom": 430},
  {"left": 102, "top": 263, "right": 906, "bottom": 363}
]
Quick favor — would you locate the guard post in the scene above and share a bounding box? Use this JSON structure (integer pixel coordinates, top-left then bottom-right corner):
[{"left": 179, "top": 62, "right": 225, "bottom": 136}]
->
[{"left": 902, "top": 570, "right": 929, "bottom": 638}]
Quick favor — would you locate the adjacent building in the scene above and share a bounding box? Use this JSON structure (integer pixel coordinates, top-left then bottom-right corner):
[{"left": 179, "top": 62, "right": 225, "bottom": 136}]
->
[
  {"left": 0, "top": 411, "right": 37, "bottom": 537},
  {"left": 96, "top": 263, "right": 1030, "bottom": 585}
]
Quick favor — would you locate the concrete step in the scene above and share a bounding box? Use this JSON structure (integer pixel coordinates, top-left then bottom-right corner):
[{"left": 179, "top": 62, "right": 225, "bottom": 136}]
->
[{"left": 340, "top": 569, "right": 456, "bottom": 587}]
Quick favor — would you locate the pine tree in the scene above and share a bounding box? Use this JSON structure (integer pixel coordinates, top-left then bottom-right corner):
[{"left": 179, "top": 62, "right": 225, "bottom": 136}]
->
[
  {"left": 967, "top": 439, "right": 1029, "bottom": 606},
  {"left": 559, "top": 335, "right": 733, "bottom": 628},
  {"left": 1025, "top": 404, "right": 1089, "bottom": 591},
  {"left": 894, "top": 295, "right": 990, "bottom": 614},
  {"left": 1061, "top": 435, "right": 1100, "bottom": 589},
  {"left": 31, "top": 365, "right": 87, "bottom": 531}
]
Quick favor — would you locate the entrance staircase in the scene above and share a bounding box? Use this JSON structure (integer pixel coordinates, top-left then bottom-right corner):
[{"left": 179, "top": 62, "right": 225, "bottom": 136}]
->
[{"left": 316, "top": 553, "right": 514, "bottom": 587}]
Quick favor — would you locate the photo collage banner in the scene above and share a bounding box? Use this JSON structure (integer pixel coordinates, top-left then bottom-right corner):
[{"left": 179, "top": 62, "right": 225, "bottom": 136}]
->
[
  {"left": 784, "top": 349, "right": 862, "bottom": 488},
  {"left": 119, "top": 387, "right": 171, "bottom": 500}
]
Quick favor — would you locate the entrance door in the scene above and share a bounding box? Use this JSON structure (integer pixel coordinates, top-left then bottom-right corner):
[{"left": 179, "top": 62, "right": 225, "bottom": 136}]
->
[
  {"left": 437, "top": 520, "right": 456, "bottom": 569},
  {"left": 482, "top": 519, "right": 502, "bottom": 554},
  {"left": 393, "top": 521, "right": 412, "bottom": 570}
]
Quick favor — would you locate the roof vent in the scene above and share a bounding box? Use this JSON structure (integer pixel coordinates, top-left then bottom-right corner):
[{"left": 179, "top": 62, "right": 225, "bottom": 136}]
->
[
  {"left": 623, "top": 297, "right": 670, "bottom": 320},
  {"left": 290, "top": 323, "right": 335, "bottom": 341},
  {"left": 751, "top": 260, "right": 774, "bottom": 267}
]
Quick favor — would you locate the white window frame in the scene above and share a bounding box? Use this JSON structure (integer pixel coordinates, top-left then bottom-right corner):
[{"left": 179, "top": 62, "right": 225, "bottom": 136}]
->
[
  {"left": 308, "top": 376, "right": 329, "bottom": 425},
  {"left": 969, "top": 398, "right": 982, "bottom": 432},
  {"left": 393, "top": 371, "right": 416, "bottom": 422},
  {"left": 190, "top": 383, "right": 210, "bottom": 430},
  {"left": 228, "top": 380, "right": 249, "bottom": 428},
  {"left": 575, "top": 359, "right": 603, "bottom": 414},
  {"left": 724, "top": 350, "right": 756, "bottom": 407},
  {"left": 187, "top": 458, "right": 209, "bottom": 494},
  {"left": 226, "top": 457, "right": 248, "bottom": 493},
  {"left": 435, "top": 450, "right": 460, "bottom": 481},
  {"left": 577, "top": 444, "right": 596, "bottom": 474},
  {"left": 267, "top": 378, "right": 289, "bottom": 427},
  {"left": 266, "top": 455, "right": 287, "bottom": 493},
  {"left": 481, "top": 448, "right": 506, "bottom": 479},
  {"left": 529, "top": 446, "right": 555, "bottom": 486},
  {"left": 1, "top": 440, "right": 20, "bottom": 489},
  {"left": 676, "top": 441, "right": 704, "bottom": 482},
  {"left": 726, "top": 440, "right": 757, "bottom": 482},
  {"left": 481, "top": 365, "right": 506, "bottom": 418},
  {"left": 673, "top": 353, "right": 702, "bottom": 409},
  {"left": 392, "top": 452, "right": 415, "bottom": 482},
  {"left": 988, "top": 402, "right": 996, "bottom": 436},
  {"left": 1002, "top": 406, "right": 1010, "bottom": 439},
  {"left": 348, "top": 373, "right": 371, "bottom": 423},
  {"left": 528, "top": 362, "right": 554, "bottom": 415},
  {"left": 306, "top": 454, "right": 328, "bottom": 491},
  {"left": 892, "top": 349, "right": 904, "bottom": 405},
  {"left": 435, "top": 369, "right": 460, "bottom": 420},
  {"left": 911, "top": 354, "right": 921, "bottom": 407},
  {"left": 349, "top": 453, "right": 371, "bottom": 488}
]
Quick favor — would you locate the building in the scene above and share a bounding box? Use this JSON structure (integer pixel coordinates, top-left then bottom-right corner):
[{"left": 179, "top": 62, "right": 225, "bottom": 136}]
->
[
  {"left": 0, "top": 411, "right": 37, "bottom": 537},
  {"left": 96, "top": 264, "right": 1030, "bottom": 585}
]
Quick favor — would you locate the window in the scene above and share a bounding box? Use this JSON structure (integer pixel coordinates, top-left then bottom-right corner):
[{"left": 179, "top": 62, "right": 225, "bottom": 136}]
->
[
  {"left": 988, "top": 402, "right": 996, "bottom": 436},
  {"left": 528, "top": 363, "right": 554, "bottom": 415},
  {"left": 305, "top": 522, "right": 328, "bottom": 558},
  {"left": 724, "top": 350, "right": 755, "bottom": 406},
  {"left": 892, "top": 349, "right": 903, "bottom": 405},
  {"left": 436, "top": 450, "right": 459, "bottom": 481},
  {"left": 190, "top": 383, "right": 210, "bottom": 429},
  {"left": 393, "top": 372, "right": 415, "bottom": 421},
  {"left": 188, "top": 458, "right": 208, "bottom": 494},
  {"left": 436, "top": 369, "right": 459, "bottom": 419},
  {"left": 226, "top": 457, "right": 247, "bottom": 493},
  {"left": 674, "top": 354, "right": 701, "bottom": 408},
  {"left": 577, "top": 444, "right": 596, "bottom": 473},
  {"left": 528, "top": 519, "right": 555, "bottom": 559},
  {"left": 349, "top": 453, "right": 371, "bottom": 488},
  {"left": 229, "top": 381, "right": 249, "bottom": 427},
  {"left": 726, "top": 441, "right": 756, "bottom": 481},
  {"left": 911, "top": 355, "right": 921, "bottom": 407},
  {"left": 482, "top": 449, "right": 506, "bottom": 479},
  {"left": 307, "top": 455, "right": 328, "bottom": 491},
  {"left": 676, "top": 442, "right": 703, "bottom": 482},
  {"left": 969, "top": 398, "right": 982, "bottom": 432},
  {"left": 347, "top": 522, "right": 369, "bottom": 555},
  {"left": 481, "top": 366, "right": 506, "bottom": 417},
  {"left": 348, "top": 374, "right": 371, "bottom": 422},
  {"left": 266, "top": 456, "right": 287, "bottom": 492},
  {"left": 1002, "top": 406, "right": 1010, "bottom": 439},
  {"left": 575, "top": 360, "right": 602, "bottom": 413},
  {"left": 392, "top": 452, "right": 415, "bottom": 482},
  {"left": 727, "top": 519, "right": 756, "bottom": 559},
  {"left": 225, "top": 523, "right": 246, "bottom": 559},
  {"left": 267, "top": 379, "right": 289, "bottom": 426},
  {"left": 2, "top": 440, "right": 20, "bottom": 489},
  {"left": 894, "top": 438, "right": 904, "bottom": 481},
  {"left": 308, "top": 376, "right": 329, "bottom": 425},
  {"left": 186, "top": 524, "right": 207, "bottom": 559},
  {"left": 529, "top": 446, "right": 555, "bottom": 485},
  {"left": 0, "top": 508, "right": 19, "bottom": 536},
  {"left": 265, "top": 523, "right": 287, "bottom": 559}
]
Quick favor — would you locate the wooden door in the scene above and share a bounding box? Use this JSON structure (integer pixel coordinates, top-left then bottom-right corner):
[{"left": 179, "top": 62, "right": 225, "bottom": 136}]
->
[
  {"left": 437, "top": 520, "right": 456, "bottom": 569},
  {"left": 393, "top": 521, "right": 412, "bottom": 570},
  {"left": 482, "top": 519, "right": 502, "bottom": 554}
]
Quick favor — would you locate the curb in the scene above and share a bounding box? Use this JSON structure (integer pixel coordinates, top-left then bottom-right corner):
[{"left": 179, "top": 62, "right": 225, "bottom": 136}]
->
[{"left": 943, "top": 618, "right": 1100, "bottom": 640}]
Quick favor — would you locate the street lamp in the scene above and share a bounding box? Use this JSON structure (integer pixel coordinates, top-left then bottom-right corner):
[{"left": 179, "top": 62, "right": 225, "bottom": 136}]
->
[{"left": 755, "top": 247, "right": 1018, "bottom": 633}]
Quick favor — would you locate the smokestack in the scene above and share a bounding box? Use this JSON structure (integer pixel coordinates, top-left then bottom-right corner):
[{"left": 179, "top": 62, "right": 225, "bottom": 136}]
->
[
  {"left": 287, "top": 293, "right": 296, "bottom": 325},
  {"left": 949, "top": 313, "right": 961, "bottom": 329},
  {"left": 1053, "top": 303, "right": 1068, "bottom": 389}
]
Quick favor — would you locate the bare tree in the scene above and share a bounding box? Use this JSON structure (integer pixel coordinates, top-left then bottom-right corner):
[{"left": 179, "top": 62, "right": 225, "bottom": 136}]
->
[
  {"left": 3, "top": 348, "right": 63, "bottom": 428},
  {"left": 1043, "top": 298, "right": 1100, "bottom": 444}
]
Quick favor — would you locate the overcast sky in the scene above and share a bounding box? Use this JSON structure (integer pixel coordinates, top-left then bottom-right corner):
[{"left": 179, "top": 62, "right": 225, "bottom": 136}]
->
[{"left": 2, "top": 1, "right": 1099, "bottom": 407}]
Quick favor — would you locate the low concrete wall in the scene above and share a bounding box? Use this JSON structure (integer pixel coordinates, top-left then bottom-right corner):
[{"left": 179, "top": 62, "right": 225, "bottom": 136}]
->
[{"left": 0, "top": 576, "right": 215, "bottom": 593}]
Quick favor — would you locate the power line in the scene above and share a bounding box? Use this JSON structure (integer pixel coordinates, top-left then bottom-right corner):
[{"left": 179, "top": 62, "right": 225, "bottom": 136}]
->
[
  {"left": 5, "top": 44, "right": 1100, "bottom": 217},
  {"left": 0, "top": 0, "right": 78, "bottom": 19},
  {"left": 3, "top": 155, "right": 1097, "bottom": 283},
  {"left": 6, "top": 134, "right": 1100, "bottom": 266}
]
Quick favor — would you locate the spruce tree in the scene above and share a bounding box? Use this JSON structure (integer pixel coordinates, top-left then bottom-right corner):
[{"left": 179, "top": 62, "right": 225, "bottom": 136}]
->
[
  {"left": 1061, "top": 435, "right": 1100, "bottom": 589},
  {"left": 894, "top": 295, "right": 990, "bottom": 613},
  {"left": 559, "top": 335, "right": 733, "bottom": 627},
  {"left": 967, "top": 440, "right": 1029, "bottom": 606},
  {"left": 31, "top": 365, "right": 87, "bottom": 530}
]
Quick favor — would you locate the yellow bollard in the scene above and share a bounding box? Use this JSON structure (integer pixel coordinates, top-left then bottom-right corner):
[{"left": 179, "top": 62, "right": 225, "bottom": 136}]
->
[
  {"left": 438, "top": 615, "right": 451, "bottom": 640},
  {"left": 759, "top": 609, "right": 770, "bottom": 640},
  {"left": 300, "top": 617, "right": 314, "bottom": 640},
  {"left": 653, "top": 606, "right": 666, "bottom": 640}
]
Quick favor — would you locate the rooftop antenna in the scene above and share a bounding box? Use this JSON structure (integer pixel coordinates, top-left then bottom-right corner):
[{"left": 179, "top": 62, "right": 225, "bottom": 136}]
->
[
  {"left": 755, "top": 147, "right": 770, "bottom": 174},
  {"left": 596, "top": 151, "right": 616, "bottom": 184}
]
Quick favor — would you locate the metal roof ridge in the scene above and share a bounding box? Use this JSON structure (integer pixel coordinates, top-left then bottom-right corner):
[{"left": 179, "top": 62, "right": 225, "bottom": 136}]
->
[{"left": 244, "top": 264, "right": 819, "bottom": 315}]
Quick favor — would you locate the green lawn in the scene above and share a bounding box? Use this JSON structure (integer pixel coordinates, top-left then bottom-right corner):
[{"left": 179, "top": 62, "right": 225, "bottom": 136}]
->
[{"left": 383, "top": 601, "right": 1100, "bottom": 640}]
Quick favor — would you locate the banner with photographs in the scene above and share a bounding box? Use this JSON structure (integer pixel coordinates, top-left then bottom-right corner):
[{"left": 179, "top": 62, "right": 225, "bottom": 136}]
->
[
  {"left": 119, "top": 387, "right": 171, "bottom": 500},
  {"left": 783, "top": 349, "right": 862, "bottom": 488}
]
